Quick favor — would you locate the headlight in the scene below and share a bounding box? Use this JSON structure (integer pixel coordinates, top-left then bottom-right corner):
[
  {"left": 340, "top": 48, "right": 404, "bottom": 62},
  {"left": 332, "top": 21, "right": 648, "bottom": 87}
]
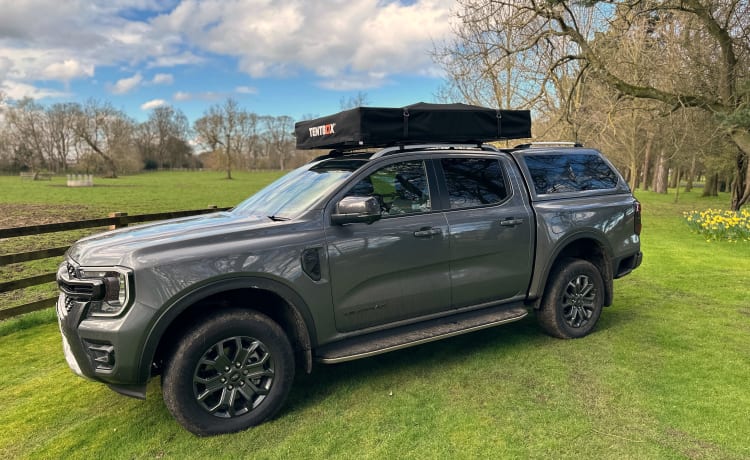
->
[{"left": 79, "top": 267, "right": 133, "bottom": 317}]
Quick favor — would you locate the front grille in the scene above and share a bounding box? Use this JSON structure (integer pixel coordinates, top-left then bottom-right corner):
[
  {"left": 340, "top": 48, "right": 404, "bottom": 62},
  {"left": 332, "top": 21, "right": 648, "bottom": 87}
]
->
[
  {"left": 57, "top": 261, "right": 103, "bottom": 302},
  {"left": 60, "top": 281, "right": 97, "bottom": 299}
]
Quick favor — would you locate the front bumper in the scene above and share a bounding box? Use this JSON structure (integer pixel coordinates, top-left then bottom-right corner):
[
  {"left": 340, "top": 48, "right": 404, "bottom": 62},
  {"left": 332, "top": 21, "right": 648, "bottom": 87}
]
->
[
  {"left": 56, "top": 293, "right": 146, "bottom": 399},
  {"left": 56, "top": 293, "right": 94, "bottom": 379},
  {"left": 58, "top": 304, "right": 86, "bottom": 379}
]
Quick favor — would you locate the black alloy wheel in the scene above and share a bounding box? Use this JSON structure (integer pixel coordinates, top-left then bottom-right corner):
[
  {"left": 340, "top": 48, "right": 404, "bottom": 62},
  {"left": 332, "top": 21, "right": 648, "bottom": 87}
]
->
[
  {"left": 537, "top": 258, "right": 604, "bottom": 339},
  {"left": 163, "top": 310, "right": 295, "bottom": 436}
]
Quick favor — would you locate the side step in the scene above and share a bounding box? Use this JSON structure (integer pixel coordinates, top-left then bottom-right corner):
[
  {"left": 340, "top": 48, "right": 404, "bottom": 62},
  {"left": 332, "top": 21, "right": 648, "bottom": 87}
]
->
[{"left": 315, "top": 304, "right": 528, "bottom": 364}]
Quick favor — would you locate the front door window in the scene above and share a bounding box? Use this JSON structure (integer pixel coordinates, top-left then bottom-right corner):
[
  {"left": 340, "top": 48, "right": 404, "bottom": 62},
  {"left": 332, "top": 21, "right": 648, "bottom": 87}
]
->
[{"left": 346, "top": 160, "right": 431, "bottom": 216}]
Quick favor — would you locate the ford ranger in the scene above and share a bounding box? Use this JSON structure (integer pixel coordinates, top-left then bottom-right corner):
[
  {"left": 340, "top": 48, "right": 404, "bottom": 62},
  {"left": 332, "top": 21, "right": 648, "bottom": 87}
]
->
[{"left": 56, "top": 104, "right": 642, "bottom": 435}]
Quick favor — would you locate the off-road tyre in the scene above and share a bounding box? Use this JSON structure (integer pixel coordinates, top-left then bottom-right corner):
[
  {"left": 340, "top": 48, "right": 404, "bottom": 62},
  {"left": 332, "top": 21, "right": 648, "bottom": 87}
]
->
[
  {"left": 537, "top": 258, "right": 604, "bottom": 339},
  {"left": 162, "top": 310, "right": 295, "bottom": 436}
]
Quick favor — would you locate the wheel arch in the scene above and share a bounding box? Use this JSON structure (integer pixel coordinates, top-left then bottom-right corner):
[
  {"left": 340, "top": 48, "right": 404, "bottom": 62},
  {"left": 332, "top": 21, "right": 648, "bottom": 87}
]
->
[
  {"left": 534, "top": 233, "right": 614, "bottom": 309},
  {"left": 139, "top": 276, "right": 316, "bottom": 383}
]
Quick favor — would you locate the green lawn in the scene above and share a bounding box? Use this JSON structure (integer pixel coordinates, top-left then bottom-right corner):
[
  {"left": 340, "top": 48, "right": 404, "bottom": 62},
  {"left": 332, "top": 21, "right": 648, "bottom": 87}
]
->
[
  {"left": 0, "top": 170, "right": 285, "bottom": 219},
  {"left": 0, "top": 171, "right": 285, "bottom": 312},
  {"left": 1, "top": 175, "right": 749, "bottom": 459}
]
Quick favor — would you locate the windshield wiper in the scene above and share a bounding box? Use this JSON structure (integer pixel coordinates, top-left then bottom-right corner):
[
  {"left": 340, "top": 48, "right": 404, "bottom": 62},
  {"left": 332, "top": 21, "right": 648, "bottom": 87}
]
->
[{"left": 267, "top": 215, "right": 290, "bottom": 222}]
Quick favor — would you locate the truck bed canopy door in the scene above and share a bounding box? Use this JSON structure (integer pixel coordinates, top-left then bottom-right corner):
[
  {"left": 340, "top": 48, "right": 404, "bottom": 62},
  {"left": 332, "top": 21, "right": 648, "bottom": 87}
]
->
[{"left": 295, "top": 102, "right": 532, "bottom": 150}]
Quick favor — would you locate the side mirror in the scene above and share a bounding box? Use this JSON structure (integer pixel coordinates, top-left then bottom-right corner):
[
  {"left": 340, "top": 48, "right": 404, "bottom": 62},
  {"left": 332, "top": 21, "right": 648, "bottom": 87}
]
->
[{"left": 331, "top": 196, "right": 382, "bottom": 225}]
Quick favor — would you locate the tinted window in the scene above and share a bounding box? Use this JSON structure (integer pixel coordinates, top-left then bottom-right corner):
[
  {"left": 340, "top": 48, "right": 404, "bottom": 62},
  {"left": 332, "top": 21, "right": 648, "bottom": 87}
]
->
[
  {"left": 441, "top": 158, "right": 508, "bottom": 209},
  {"left": 524, "top": 154, "right": 618, "bottom": 194},
  {"left": 346, "top": 160, "right": 431, "bottom": 216}
]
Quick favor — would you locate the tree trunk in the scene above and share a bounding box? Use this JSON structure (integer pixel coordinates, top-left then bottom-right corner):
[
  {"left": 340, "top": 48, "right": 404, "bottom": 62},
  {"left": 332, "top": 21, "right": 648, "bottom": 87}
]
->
[
  {"left": 641, "top": 134, "right": 653, "bottom": 191},
  {"left": 628, "top": 159, "right": 638, "bottom": 191},
  {"left": 224, "top": 140, "right": 233, "bottom": 180},
  {"left": 703, "top": 173, "right": 719, "bottom": 197},
  {"left": 685, "top": 155, "right": 696, "bottom": 192},
  {"left": 653, "top": 152, "right": 668, "bottom": 194},
  {"left": 674, "top": 169, "right": 682, "bottom": 203},
  {"left": 730, "top": 130, "right": 750, "bottom": 210},
  {"left": 729, "top": 152, "right": 748, "bottom": 210},
  {"left": 80, "top": 136, "right": 117, "bottom": 178},
  {"left": 669, "top": 168, "right": 679, "bottom": 189}
]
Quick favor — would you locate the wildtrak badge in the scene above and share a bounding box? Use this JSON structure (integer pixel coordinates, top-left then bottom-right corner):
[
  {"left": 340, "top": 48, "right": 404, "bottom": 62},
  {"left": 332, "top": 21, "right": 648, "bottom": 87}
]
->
[{"left": 309, "top": 123, "right": 336, "bottom": 137}]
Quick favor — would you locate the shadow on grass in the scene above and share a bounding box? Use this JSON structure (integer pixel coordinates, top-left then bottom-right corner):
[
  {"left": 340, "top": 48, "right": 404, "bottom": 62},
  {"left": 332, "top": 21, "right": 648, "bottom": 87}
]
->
[
  {"left": 284, "top": 315, "right": 541, "bottom": 414},
  {"left": 283, "top": 303, "right": 638, "bottom": 415}
]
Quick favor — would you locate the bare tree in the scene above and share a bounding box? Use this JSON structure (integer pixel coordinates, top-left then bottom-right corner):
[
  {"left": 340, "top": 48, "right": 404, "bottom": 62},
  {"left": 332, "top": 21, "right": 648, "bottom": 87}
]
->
[
  {"left": 194, "top": 98, "right": 258, "bottom": 179},
  {"left": 1, "top": 98, "right": 82, "bottom": 172},
  {"left": 262, "top": 115, "right": 295, "bottom": 170},
  {"left": 45, "top": 103, "right": 79, "bottom": 172},
  {"left": 0, "top": 93, "right": 16, "bottom": 171},
  {"left": 137, "top": 105, "right": 192, "bottom": 169},
  {"left": 72, "top": 100, "right": 136, "bottom": 178},
  {"left": 442, "top": 0, "right": 750, "bottom": 209},
  {"left": 4, "top": 98, "right": 49, "bottom": 171},
  {"left": 339, "top": 92, "right": 370, "bottom": 110}
]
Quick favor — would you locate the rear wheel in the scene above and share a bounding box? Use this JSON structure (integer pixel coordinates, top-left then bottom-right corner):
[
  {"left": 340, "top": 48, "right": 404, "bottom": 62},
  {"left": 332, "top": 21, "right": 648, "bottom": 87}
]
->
[
  {"left": 162, "top": 310, "right": 295, "bottom": 436},
  {"left": 537, "top": 258, "right": 604, "bottom": 339}
]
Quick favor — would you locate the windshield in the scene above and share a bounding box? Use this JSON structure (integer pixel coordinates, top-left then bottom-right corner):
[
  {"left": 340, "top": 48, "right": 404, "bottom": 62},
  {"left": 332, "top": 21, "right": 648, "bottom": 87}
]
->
[{"left": 232, "top": 159, "right": 368, "bottom": 219}]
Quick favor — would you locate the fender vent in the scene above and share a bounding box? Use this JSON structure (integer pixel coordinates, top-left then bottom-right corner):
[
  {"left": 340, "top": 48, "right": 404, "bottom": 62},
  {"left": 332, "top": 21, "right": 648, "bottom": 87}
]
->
[{"left": 301, "top": 248, "right": 322, "bottom": 281}]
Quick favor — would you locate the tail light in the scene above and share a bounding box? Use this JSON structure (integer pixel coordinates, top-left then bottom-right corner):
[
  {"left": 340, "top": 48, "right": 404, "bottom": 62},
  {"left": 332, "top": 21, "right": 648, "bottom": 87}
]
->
[{"left": 634, "top": 200, "right": 642, "bottom": 235}]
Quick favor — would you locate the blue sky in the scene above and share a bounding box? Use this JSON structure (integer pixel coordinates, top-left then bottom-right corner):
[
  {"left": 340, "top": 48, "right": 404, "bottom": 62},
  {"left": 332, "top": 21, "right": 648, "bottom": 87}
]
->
[{"left": 0, "top": 0, "right": 455, "bottom": 123}]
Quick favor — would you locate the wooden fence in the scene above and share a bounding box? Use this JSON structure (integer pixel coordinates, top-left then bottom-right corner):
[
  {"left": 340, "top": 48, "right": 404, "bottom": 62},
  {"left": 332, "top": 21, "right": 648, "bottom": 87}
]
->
[{"left": 0, "top": 206, "right": 231, "bottom": 320}]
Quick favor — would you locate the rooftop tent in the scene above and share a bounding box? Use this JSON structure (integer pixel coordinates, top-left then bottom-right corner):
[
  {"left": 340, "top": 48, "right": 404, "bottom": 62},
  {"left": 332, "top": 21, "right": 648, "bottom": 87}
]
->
[{"left": 295, "top": 102, "right": 532, "bottom": 150}]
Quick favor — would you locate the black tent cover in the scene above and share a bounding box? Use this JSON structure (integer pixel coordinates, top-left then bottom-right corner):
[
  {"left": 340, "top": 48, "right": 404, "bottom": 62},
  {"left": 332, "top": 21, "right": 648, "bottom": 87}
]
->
[{"left": 295, "top": 102, "right": 531, "bottom": 150}]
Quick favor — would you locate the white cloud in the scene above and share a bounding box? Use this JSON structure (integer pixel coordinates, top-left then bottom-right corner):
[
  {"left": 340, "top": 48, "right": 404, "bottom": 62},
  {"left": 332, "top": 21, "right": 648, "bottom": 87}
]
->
[
  {"left": 151, "top": 0, "right": 454, "bottom": 89},
  {"left": 172, "top": 90, "right": 224, "bottom": 102},
  {"left": 0, "top": 57, "right": 12, "bottom": 80},
  {"left": 146, "top": 51, "right": 205, "bottom": 68},
  {"left": 235, "top": 86, "right": 257, "bottom": 94},
  {"left": 111, "top": 73, "right": 143, "bottom": 94},
  {"left": 0, "top": 2, "right": 186, "bottom": 91},
  {"left": 141, "top": 99, "right": 167, "bottom": 110},
  {"left": 141, "top": 98, "right": 167, "bottom": 110},
  {"left": 42, "top": 59, "right": 94, "bottom": 81},
  {"left": 152, "top": 73, "right": 174, "bottom": 85},
  {"left": 317, "top": 73, "right": 392, "bottom": 91},
  {"left": 0, "top": 0, "right": 454, "bottom": 102},
  {"left": 0, "top": 80, "right": 70, "bottom": 100},
  {"left": 173, "top": 91, "right": 192, "bottom": 101}
]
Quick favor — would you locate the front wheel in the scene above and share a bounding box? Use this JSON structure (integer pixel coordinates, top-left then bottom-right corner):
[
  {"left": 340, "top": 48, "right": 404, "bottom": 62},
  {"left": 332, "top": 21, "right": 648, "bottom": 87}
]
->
[
  {"left": 162, "top": 310, "right": 295, "bottom": 436},
  {"left": 537, "top": 258, "right": 604, "bottom": 339}
]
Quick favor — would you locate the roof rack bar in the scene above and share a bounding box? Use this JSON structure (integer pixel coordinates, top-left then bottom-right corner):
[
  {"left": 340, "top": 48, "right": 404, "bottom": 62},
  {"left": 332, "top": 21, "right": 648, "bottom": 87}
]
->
[
  {"left": 370, "top": 143, "right": 485, "bottom": 159},
  {"left": 514, "top": 141, "right": 583, "bottom": 149}
]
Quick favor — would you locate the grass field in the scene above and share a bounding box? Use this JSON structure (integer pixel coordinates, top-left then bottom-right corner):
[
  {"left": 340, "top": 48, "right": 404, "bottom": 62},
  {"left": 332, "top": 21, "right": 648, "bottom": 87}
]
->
[
  {"left": 0, "top": 172, "right": 285, "bottom": 313},
  {"left": 1, "top": 173, "right": 749, "bottom": 459}
]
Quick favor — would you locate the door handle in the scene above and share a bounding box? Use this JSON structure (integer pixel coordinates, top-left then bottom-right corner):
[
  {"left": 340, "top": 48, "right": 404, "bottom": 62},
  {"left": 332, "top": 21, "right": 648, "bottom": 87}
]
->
[
  {"left": 413, "top": 227, "right": 442, "bottom": 238},
  {"left": 499, "top": 218, "right": 524, "bottom": 227}
]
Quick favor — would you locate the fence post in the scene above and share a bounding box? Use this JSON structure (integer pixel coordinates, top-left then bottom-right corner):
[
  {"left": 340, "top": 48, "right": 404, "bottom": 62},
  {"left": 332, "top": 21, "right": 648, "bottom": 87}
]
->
[{"left": 108, "top": 212, "right": 128, "bottom": 230}]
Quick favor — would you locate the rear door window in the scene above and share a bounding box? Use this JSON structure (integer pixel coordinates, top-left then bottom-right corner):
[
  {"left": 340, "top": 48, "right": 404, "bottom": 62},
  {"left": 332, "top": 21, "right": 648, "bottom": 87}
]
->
[
  {"left": 440, "top": 158, "right": 508, "bottom": 209},
  {"left": 524, "top": 154, "right": 618, "bottom": 195}
]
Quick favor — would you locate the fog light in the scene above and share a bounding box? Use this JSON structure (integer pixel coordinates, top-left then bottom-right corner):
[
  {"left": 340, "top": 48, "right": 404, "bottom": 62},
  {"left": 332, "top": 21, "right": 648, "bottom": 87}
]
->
[{"left": 85, "top": 342, "right": 115, "bottom": 370}]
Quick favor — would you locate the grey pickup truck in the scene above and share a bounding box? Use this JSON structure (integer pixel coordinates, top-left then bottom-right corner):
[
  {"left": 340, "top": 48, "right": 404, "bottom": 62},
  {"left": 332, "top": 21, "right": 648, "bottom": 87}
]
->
[{"left": 56, "top": 104, "right": 642, "bottom": 435}]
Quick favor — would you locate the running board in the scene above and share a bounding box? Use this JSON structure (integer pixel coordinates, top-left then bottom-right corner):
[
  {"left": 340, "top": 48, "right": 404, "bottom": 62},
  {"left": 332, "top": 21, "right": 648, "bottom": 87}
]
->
[{"left": 315, "top": 304, "right": 528, "bottom": 364}]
